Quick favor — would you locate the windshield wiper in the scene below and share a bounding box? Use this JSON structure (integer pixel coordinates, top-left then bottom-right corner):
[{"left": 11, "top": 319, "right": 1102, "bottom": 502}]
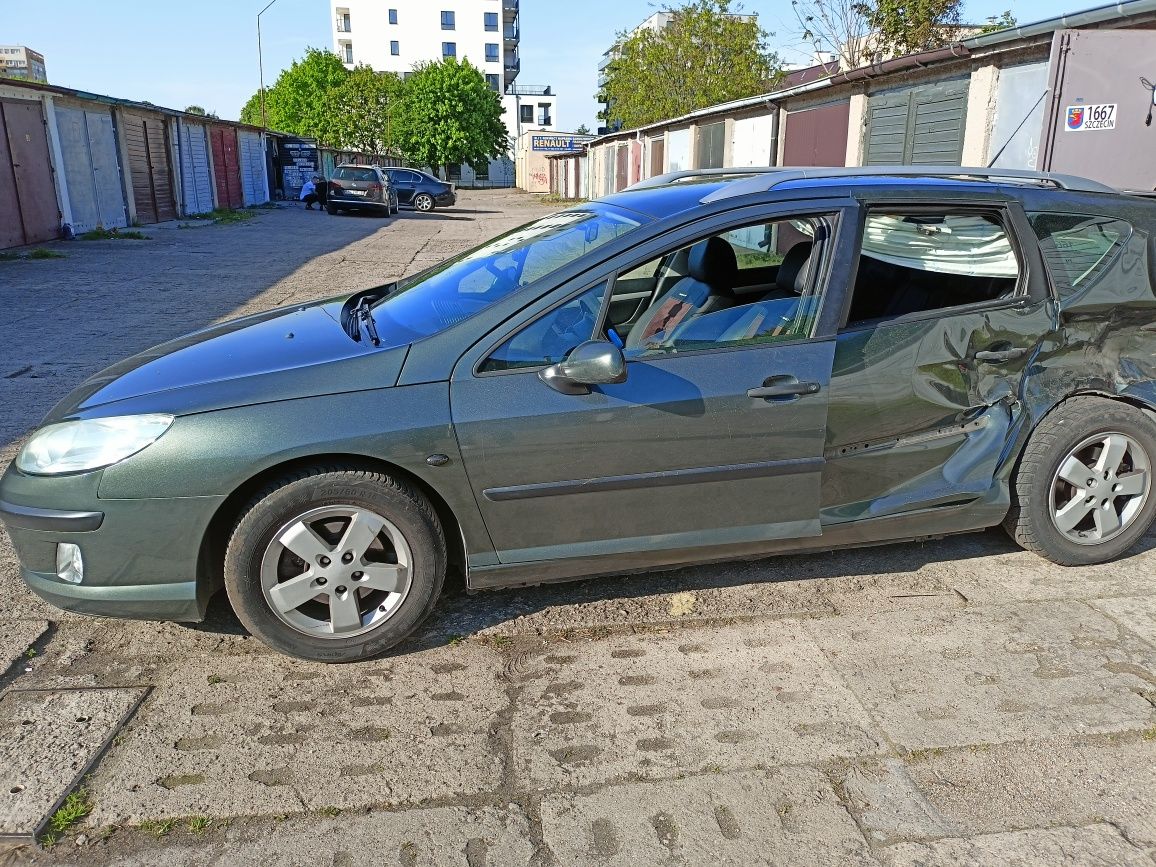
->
[{"left": 352, "top": 297, "right": 380, "bottom": 346}]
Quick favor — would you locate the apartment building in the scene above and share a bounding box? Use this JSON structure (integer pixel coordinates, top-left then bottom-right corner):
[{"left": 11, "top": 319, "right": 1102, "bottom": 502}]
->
[
  {"left": 0, "top": 46, "right": 47, "bottom": 83},
  {"left": 329, "top": 0, "right": 557, "bottom": 185}
]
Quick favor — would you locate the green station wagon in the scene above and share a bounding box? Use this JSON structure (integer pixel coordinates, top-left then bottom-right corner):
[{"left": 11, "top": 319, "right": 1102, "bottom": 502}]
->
[{"left": 4, "top": 166, "right": 1156, "bottom": 661}]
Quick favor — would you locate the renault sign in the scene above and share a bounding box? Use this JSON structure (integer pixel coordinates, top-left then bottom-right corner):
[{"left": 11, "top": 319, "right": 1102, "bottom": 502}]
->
[{"left": 531, "top": 135, "right": 587, "bottom": 152}]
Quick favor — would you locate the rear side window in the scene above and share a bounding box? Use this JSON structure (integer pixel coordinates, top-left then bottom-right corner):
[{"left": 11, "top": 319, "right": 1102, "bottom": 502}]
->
[
  {"left": 333, "top": 166, "right": 378, "bottom": 182},
  {"left": 1028, "top": 213, "right": 1132, "bottom": 297}
]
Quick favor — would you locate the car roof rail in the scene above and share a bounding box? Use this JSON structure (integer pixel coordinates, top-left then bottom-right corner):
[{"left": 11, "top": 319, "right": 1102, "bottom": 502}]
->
[
  {"left": 698, "top": 165, "right": 1118, "bottom": 203},
  {"left": 625, "top": 167, "right": 780, "bottom": 191}
]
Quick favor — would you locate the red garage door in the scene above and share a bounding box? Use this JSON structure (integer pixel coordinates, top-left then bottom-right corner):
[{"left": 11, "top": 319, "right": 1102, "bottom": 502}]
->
[
  {"left": 210, "top": 125, "right": 243, "bottom": 209},
  {"left": 0, "top": 98, "right": 59, "bottom": 249},
  {"left": 782, "top": 102, "right": 851, "bottom": 167}
]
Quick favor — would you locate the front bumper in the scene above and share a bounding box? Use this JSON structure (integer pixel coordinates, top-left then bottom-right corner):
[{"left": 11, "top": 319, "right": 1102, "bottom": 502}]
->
[{"left": 0, "top": 466, "right": 224, "bottom": 622}]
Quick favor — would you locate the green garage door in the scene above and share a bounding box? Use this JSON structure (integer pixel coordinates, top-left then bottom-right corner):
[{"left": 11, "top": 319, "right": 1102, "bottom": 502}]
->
[{"left": 865, "top": 80, "right": 969, "bottom": 166}]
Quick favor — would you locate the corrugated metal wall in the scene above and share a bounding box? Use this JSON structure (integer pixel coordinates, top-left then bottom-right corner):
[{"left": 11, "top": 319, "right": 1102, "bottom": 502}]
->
[
  {"left": 120, "top": 110, "right": 177, "bottom": 223},
  {"left": 53, "top": 104, "right": 127, "bottom": 234},
  {"left": 238, "top": 129, "right": 268, "bottom": 206},
  {"left": 177, "top": 120, "right": 214, "bottom": 215}
]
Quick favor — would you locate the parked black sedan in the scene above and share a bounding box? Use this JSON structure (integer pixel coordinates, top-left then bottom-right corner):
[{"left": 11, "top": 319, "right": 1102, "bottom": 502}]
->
[
  {"left": 385, "top": 168, "right": 456, "bottom": 212},
  {"left": 4, "top": 166, "right": 1156, "bottom": 663}
]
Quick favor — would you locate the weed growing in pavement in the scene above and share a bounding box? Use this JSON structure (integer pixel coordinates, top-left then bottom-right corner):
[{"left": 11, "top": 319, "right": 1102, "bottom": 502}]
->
[
  {"left": 40, "top": 788, "right": 93, "bottom": 846},
  {"left": 24, "top": 647, "right": 36, "bottom": 658},
  {"left": 206, "top": 674, "right": 224, "bottom": 685},
  {"left": 0, "top": 251, "right": 21, "bottom": 261},
  {"left": 138, "top": 818, "right": 175, "bottom": 838},
  {"left": 535, "top": 194, "right": 588, "bottom": 206},
  {"left": 26, "top": 248, "right": 66, "bottom": 259},
  {"left": 186, "top": 816, "right": 212, "bottom": 834},
  {"left": 187, "top": 208, "right": 257, "bottom": 225},
  {"left": 318, "top": 806, "right": 342, "bottom": 817},
  {"left": 80, "top": 227, "right": 150, "bottom": 240}
]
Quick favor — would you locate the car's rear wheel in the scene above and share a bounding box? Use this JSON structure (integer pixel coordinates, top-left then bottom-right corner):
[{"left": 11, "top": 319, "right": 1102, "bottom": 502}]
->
[
  {"left": 1005, "top": 396, "right": 1156, "bottom": 565},
  {"left": 224, "top": 467, "right": 446, "bottom": 661},
  {"left": 414, "top": 193, "right": 434, "bottom": 212}
]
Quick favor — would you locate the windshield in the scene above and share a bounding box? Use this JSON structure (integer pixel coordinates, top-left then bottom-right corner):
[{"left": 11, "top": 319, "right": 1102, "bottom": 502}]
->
[{"left": 371, "top": 206, "right": 644, "bottom": 341}]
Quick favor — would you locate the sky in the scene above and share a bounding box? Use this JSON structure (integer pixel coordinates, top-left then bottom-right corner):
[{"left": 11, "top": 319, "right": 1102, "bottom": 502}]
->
[{"left": 5, "top": 0, "right": 1067, "bottom": 132}]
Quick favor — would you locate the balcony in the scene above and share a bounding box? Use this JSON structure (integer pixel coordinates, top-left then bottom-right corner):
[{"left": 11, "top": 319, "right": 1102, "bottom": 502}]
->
[
  {"left": 503, "top": 24, "right": 518, "bottom": 44},
  {"left": 502, "top": 0, "right": 518, "bottom": 19},
  {"left": 506, "top": 84, "right": 551, "bottom": 96},
  {"left": 504, "top": 55, "right": 520, "bottom": 80},
  {"left": 597, "top": 51, "right": 617, "bottom": 72},
  {"left": 336, "top": 22, "right": 352, "bottom": 33}
]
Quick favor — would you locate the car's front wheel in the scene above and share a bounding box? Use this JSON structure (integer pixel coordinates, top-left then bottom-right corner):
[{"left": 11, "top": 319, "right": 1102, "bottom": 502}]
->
[
  {"left": 224, "top": 467, "right": 446, "bottom": 661},
  {"left": 414, "top": 193, "right": 434, "bottom": 212},
  {"left": 1005, "top": 396, "right": 1156, "bottom": 565}
]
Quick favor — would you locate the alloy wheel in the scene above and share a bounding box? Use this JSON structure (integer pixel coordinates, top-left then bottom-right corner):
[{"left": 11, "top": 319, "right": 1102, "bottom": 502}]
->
[
  {"left": 259, "top": 505, "right": 412, "bottom": 638},
  {"left": 1049, "top": 431, "right": 1151, "bottom": 545},
  {"left": 415, "top": 194, "right": 433, "bottom": 212}
]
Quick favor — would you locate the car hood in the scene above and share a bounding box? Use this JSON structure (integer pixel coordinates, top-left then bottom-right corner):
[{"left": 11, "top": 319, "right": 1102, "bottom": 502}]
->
[{"left": 43, "top": 298, "right": 410, "bottom": 423}]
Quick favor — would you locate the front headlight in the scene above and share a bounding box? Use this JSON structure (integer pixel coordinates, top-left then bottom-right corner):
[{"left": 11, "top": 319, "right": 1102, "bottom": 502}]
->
[{"left": 16, "top": 414, "right": 174, "bottom": 475}]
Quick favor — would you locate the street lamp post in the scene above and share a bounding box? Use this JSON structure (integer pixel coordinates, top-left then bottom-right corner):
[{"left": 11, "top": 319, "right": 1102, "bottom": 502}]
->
[{"left": 257, "top": 0, "right": 282, "bottom": 129}]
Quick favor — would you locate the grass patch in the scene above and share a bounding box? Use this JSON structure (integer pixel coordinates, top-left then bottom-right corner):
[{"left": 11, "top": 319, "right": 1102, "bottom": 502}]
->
[
  {"left": 27, "top": 248, "right": 66, "bottom": 259},
  {"left": 40, "top": 788, "right": 93, "bottom": 846},
  {"left": 138, "top": 818, "right": 175, "bottom": 838},
  {"left": 188, "top": 208, "right": 257, "bottom": 225},
  {"left": 186, "top": 816, "right": 212, "bottom": 834},
  {"left": 0, "top": 251, "right": 22, "bottom": 261},
  {"left": 79, "top": 227, "right": 150, "bottom": 240},
  {"left": 318, "top": 806, "right": 342, "bottom": 817},
  {"left": 535, "top": 194, "right": 588, "bottom": 206}
]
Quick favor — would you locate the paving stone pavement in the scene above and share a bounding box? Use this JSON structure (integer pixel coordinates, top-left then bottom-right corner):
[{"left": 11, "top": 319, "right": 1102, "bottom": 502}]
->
[{"left": 0, "top": 193, "right": 1154, "bottom": 865}]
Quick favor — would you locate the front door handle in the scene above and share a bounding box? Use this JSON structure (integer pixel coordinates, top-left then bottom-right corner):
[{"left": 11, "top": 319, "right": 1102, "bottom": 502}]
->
[
  {"left": 747, "top": 377, "right": 821, "bottom": 400},
  {"left": 974, "top": 348, "right": 1027, "bottom": 364}
]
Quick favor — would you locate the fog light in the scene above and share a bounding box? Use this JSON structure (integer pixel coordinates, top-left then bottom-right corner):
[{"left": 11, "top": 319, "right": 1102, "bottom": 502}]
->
[{"left": 56, "top": 543, "right": 83, "bottom": 584}]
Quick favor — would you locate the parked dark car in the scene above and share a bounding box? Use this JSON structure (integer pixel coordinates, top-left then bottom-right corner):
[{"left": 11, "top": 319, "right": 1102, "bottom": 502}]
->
[
  {"left": 385, "top": 168, "right": 456, "bottom": 212},
  {"left": 4, "top": 166, "right": 1156, "bottom": 662},
  {"left": 327, "top": 164, "right": 399, "bottom": 216}
]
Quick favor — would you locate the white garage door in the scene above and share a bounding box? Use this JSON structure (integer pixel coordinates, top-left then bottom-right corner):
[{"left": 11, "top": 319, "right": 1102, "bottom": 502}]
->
[
  {"left": 54, "top": 105, "right": 127, "bottom": 234},
  {"left": 237, "top": 130, "right": 268, "bottom": 206},
  {"left": 178, "top": 121, "right": 214, "bottom": 215}
]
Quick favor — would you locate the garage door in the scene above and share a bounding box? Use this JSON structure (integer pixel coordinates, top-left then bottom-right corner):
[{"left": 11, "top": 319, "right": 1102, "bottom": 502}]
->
[
  {"left": 782, "top": 102, "right": 850, "bottom": 167},
  {"left": 238, "top": 130, "right": 268, "bottom": 206},
  {"left": 209, "top": 125, "right": 243, "bottom": 209},
  {"left": 0, "top": 98, "right": 59, "bottom": 248},
  {"left": 866, "top": 80, "right": 969, "bottom": 166},
  {"left": 178, "top": 120, "right": 214, "bottom": 215},
  {"left": 54, "top": 105, "right": 127, "bottom": 234},
  {"left": 122, "top": 111, "right": 176, "bottom": 224}
]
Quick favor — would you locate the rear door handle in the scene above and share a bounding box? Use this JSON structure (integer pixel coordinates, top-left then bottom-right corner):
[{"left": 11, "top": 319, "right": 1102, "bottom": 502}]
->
[
  {"left": 747, "top": 377, "right": 821, "bottom": 400},
  {"left": 974, "top": 348, "right": 1027, "bottom": 364}
]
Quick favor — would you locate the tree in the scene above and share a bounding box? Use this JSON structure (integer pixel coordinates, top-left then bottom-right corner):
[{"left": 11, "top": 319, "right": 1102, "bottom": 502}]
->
[
  {"left": 979, "top": 10, "right": 1016, "bottom": 33},
  {"left": 574, "top": 123, "right": 591, "bottom": 135},
  {"left": 184, "top": 105, "right": 219, "bottom": 119},
  {"left": 598, "top": 0, "right": 783, "bottom": 130},
  {"left": 239, "top": 47, "right": 348, "bottom": 144},
  {"left": 869, "top": 0, "right": 963, "bottom": 56},
  {"left": 393, "top": 58, "right": 507, "bottom": 173},
  {"left": 328, "top": 66, "right": 405, "bottom": 156},
  {"left": 790, "top": 0, "right": 877, "bottom": 70}
]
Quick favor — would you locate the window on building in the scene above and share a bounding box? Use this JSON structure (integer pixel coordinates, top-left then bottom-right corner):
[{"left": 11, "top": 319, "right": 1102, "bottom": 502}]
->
[
  {"left": 342, "top": 43, "right": 353, "bottom": 63},
  {"left": 441, "top": 10, "right": 456, "bottom": 30},
  {"left": 537, "top": 103, "right": 552, "bottom": 126},
  {"left": 484, "top": 11, "right": 499, "bottom": 31},
  {"left": 696, "top": 122, "right": 725, "bottom": 170},
  {"left": 485, "top": 43, "right": 499, "bottom": 63},
  {"left": 520, "top": 104, "right": 534, "bottom": 123},
  {"left": 442, "top": 42, "right": 456, "bottom": 58},
  {"left": 337, "top": 12, "right": 351, "bottom": 32},
  {"left": 845, "top": 211, "right": 1021, "bottom": 326},
  {"left": 1029, "top": 213, "right": 1132, "bottom": 299},
  {"left": 485, "top": 73, "right": 500, "bottom": 92},
  {"left": 388, "top": 8, "right": 398, "bottom": 24},
  {"left": 390, "top": 40, "right": 400, "bottom": 56}
]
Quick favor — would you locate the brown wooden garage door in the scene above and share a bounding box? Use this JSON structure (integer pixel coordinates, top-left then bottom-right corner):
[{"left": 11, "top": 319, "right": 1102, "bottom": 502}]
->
[
  {"left": 121, "top": 112, "right": 176, "bottom": 224},
  {"left": 0, "top": 98, "right": 59, "bottom": 249}
]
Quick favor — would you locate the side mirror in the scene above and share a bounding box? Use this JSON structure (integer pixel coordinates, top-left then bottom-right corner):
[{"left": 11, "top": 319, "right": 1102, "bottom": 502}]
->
[{"left": 539, "top": 340, "right": 628, "bottom": 395}]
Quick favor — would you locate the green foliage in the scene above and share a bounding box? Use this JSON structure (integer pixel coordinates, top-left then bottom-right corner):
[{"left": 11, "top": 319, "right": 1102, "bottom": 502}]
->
[
  {"left": 979, "top": 10, "right": 1017, "bottom": 33},
  {"left": 328, "top": 65, "right": 405, "bottom": 155},
  {"left": 183, "top": 105, "right": 218, "bottom": 118},
  {"left": 574, "top": 123, "right": 591, "bottom": 135},
  {"left": 599, "top": 0, "right": 783, "bottom": 130},
  {"left": 41, "top": 788, "right": 93, "bottom": 846},
  {"left": 138, "top": 818, "right": 175, "bottom": 838},
  {"left": 80, "top": 227, "right": 150, "bottom": 240},
  {"left": 240, "top": 47, "right": 348, "bottom": 145},
  {"left": 26, "top": 248, "right": 65, "bottom": 259},
  {"left": 868, "top": 0, "right": 963, "bottom": 55},
  {"left": 186, "top": 208, "right": 256, "bottom": 225},
  {"left": 393, "top": 58, "right": 507, "bottom": 173}
]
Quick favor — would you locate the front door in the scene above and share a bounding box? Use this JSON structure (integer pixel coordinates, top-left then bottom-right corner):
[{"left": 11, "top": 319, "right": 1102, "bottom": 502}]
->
[{"left": 451, "top": 207, "right": 849, "bottom": 564}]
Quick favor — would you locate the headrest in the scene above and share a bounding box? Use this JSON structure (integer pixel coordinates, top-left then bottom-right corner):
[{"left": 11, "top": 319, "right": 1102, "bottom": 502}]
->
[
  {"left": 687, "top": 237, "right": 738, "bottom": 291},
  {"left": 776, "top": 241, "right": 814, "bottom": 295}
]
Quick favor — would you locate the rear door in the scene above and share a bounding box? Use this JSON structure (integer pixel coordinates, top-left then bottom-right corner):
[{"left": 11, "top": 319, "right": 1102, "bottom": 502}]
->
[
  {"left": 451, "top": 201, "right": 856, "bottom": 564},
  {"left": 389, "top": 170, "right": 418, "bottom": 205}
]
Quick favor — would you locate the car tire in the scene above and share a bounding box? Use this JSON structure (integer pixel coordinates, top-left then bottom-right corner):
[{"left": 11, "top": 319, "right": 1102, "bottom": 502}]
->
[
  {"left": 224, "top": 466, "right": 447, "bottom": 662},
  {"left": 1004, "top": 396, "right": 1156, "bottom": 566},
  {"left": 326, "top": 204, "right": 338, "bottom": 215},
  {"left": 414, "top": 193, "right": 434, "bottom": 212}
]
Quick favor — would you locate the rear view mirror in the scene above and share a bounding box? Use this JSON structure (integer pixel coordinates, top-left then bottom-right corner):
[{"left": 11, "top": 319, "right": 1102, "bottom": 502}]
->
[{"left": 539, "top": 340, "right": 627, "bottom": 395}]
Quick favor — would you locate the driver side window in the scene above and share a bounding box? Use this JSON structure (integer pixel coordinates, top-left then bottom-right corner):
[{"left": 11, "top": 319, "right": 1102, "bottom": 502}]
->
[{"left": 480, "top": 282, "right": 608, "bottom": 372}]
